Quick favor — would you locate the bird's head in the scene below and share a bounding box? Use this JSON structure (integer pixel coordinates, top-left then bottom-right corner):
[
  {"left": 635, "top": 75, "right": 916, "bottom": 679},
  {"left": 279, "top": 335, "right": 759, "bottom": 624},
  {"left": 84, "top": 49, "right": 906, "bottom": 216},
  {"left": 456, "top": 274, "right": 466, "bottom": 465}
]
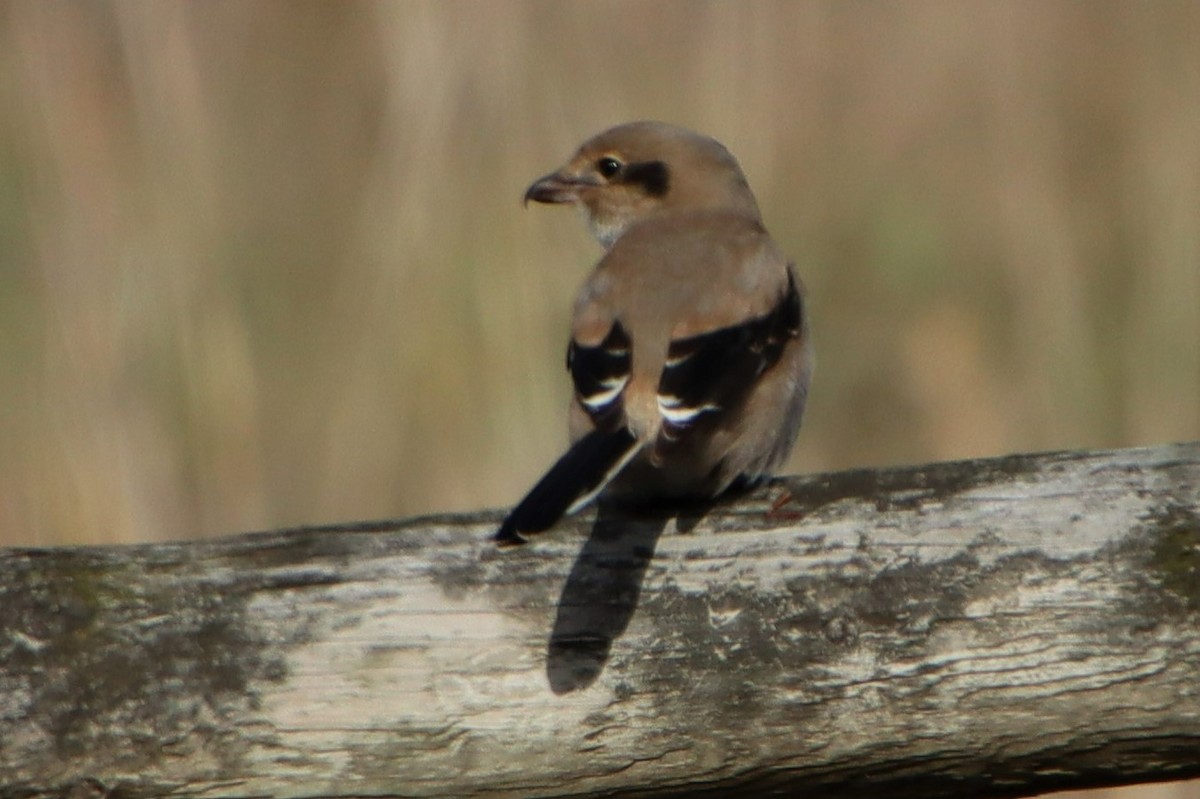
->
[{"left": 524, "top": 121, "right": 761, "bottom": 249}]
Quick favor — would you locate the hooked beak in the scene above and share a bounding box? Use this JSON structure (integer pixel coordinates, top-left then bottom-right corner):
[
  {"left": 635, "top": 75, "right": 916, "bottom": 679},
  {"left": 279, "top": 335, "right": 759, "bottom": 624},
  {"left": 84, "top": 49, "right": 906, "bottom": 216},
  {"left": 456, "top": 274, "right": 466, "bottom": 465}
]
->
[{"left": 523, "top": 171, "right": 597, "bottom": 206}]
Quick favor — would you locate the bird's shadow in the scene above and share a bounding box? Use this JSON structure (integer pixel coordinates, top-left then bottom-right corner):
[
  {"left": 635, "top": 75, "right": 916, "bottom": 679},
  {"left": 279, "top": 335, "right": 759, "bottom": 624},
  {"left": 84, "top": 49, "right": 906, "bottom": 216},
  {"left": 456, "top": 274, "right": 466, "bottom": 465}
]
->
[{"left": 546, "top": 499, "right": 707, "bottom": 694}]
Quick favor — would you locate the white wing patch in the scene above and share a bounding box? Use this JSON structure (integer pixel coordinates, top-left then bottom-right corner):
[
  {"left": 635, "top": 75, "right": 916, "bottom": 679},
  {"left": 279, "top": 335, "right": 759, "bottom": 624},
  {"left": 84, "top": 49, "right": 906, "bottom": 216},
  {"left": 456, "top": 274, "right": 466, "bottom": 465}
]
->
[
  {"left": 663, "top": 349, "right": 695, "bottom": 368},
  {"left": 580, "top": 376, "right": 629, "bottom": 412},
  {"left": 657, "top": 394, "right": 720, "bottom": 425}
]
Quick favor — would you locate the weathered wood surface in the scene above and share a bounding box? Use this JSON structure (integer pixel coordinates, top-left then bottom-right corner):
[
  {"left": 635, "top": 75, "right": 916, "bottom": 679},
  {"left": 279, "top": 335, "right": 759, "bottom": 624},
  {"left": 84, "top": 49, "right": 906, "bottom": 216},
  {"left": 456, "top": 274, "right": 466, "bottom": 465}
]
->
[{"left": 1, "top": 443, "right": 1198, "bottom": 799}]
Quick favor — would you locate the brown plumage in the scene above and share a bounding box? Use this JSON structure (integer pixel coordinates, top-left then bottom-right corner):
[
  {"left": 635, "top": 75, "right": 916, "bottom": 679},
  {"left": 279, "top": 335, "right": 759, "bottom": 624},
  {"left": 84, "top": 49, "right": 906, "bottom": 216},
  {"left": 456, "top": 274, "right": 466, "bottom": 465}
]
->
[{"left": 496, "top": 121, "right": 813, "bottom": 546}]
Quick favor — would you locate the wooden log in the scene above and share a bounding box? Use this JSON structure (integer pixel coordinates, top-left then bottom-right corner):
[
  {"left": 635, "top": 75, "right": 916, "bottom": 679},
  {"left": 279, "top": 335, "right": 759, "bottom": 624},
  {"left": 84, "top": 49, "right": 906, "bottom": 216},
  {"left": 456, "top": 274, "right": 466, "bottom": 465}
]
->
[{"left": 2, "top": 442, "right": 1198, "bottom": 799}]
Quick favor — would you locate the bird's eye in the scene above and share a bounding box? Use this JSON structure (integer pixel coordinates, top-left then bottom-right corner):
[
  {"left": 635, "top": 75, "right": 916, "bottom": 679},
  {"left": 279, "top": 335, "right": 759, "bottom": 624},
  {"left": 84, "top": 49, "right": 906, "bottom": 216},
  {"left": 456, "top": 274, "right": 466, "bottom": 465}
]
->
[{"left": 597, "top": 157, "right": 622, "bottom": 178}]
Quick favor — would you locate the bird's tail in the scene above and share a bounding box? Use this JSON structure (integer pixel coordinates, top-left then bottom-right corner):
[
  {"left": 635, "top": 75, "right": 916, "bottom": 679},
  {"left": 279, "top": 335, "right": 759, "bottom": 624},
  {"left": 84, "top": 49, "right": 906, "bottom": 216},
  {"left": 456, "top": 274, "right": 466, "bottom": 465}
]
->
[{"left": 494, "top": 429, "right": 642, "bottom": 546}]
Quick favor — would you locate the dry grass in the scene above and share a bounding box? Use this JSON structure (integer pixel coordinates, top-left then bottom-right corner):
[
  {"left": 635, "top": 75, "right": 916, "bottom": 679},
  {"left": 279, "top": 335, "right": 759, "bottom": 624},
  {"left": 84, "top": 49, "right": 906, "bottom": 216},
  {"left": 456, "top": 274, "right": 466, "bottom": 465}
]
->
[
  {"left": 0, "top": 3, "right": 1198, "bottom": 796},
  {"left": 2, "top": 1, "right": 1196, "bottom": 544}
]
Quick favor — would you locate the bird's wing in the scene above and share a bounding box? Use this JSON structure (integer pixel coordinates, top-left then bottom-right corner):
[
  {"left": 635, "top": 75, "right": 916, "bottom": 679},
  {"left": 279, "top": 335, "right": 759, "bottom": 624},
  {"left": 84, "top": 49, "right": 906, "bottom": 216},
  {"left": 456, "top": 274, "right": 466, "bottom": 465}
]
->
[
  {"left": 567, "top": 319, "right": 632, "bottom": 431},
  {"left": 656, "top": 268, "right": 803, "bottom": 444}
]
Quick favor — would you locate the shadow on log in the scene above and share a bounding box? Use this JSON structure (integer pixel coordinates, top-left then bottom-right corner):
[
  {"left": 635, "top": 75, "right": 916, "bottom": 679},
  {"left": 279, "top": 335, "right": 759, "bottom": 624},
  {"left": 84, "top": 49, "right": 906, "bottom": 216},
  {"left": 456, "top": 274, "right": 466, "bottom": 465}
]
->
[{"left": 1, "top": 442, "right": 1199, "bottom": 799}]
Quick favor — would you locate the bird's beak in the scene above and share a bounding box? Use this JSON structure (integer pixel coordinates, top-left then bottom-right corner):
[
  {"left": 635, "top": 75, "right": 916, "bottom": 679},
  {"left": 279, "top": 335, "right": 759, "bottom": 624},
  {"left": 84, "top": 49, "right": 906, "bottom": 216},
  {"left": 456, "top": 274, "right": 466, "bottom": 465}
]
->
[{"left": 523, "top": 171, "right": 596, "bottom": 206}]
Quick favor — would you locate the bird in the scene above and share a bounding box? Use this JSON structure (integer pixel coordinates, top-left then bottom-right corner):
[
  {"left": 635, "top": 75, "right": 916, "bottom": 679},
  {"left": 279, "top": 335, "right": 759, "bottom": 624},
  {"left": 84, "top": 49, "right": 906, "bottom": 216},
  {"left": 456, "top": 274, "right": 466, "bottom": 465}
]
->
[{"left": 494, "top": 121, "right": 813, "bottom": 546}]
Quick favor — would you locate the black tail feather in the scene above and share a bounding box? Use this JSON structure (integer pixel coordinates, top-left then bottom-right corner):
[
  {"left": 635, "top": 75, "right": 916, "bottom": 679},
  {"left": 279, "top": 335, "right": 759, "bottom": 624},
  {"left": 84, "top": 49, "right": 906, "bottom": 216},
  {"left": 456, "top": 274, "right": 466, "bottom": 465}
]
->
[{"left": 494, "top": 429, "right": 640, "bottom": 546}]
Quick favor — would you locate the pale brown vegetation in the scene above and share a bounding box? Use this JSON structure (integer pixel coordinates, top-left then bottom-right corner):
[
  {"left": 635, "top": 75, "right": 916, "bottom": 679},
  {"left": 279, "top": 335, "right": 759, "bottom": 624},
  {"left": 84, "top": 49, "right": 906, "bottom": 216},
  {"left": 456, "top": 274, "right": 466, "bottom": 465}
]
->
[{"left": 2, "top": 2, "right": 1197, "bottom": 546}]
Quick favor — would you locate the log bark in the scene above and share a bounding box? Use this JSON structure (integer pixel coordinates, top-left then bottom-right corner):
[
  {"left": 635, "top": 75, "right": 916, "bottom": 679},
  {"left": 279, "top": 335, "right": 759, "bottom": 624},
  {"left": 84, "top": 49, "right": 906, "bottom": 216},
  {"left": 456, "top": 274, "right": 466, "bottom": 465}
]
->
[{"left": 2, "top": 443, "right": 1199, "bottom": 799}]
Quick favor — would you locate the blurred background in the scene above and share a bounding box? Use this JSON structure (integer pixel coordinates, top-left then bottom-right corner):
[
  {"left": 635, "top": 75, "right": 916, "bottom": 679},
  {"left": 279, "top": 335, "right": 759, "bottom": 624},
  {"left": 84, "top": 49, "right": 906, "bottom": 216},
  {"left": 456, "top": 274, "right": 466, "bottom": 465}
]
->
[
  {"left": 1, "top": 0, "right": 1198, "bottom": 532},
  {"left": 0, "top": 2, "right": 1196, "bottom": 796},
  {"left": 3, "top": 0, "right": 1196, "bottom": 549}
]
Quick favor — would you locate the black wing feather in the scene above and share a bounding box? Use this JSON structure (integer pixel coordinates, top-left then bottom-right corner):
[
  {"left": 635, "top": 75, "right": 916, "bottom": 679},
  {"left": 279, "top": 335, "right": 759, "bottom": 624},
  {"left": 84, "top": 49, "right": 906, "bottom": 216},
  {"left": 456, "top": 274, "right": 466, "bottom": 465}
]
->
[
  {"left": 657, "top": 270, "right": 802, "bottom": 439},
  {"left": 567, "top": 320, "right": 632, "bottom": 430}
]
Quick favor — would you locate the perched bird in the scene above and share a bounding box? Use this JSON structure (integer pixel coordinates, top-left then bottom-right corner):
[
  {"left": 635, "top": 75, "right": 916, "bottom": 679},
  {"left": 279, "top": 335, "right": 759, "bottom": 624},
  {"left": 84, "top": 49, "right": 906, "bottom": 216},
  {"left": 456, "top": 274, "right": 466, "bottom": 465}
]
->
[{"left": 495, "top": 121, "right": 812, "bottom": 546}]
